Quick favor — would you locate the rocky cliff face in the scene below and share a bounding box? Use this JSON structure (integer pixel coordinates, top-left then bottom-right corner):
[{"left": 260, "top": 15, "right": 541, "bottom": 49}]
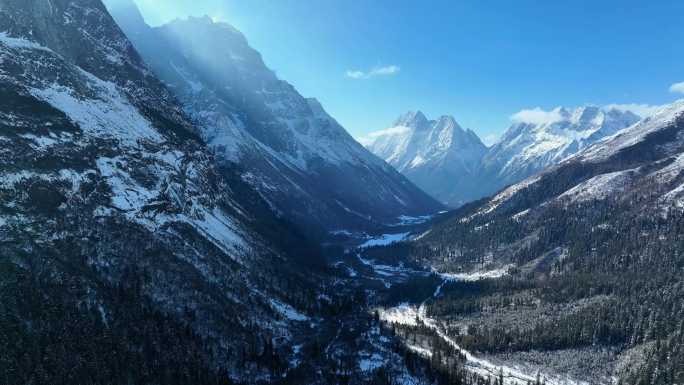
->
[
  {"left": 0, "top": 0, "right": 325, "bottom": 381},
  {"left": 106, "top": 3, "right": 442, "bottom": 235}
]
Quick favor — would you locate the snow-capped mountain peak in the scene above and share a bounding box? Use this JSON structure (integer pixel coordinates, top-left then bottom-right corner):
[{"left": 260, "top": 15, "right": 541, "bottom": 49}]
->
[
  {"left": 394, "top": 110, "right": 430, "bottom": 128},
  {"left": 578, "top": 99, "right": 684, "bottom": 162},
  {"left": 363, "top": 112, "right": 488, "bottom": 206},
  {"left": 364, "top": 105, "right": 646, "bottom": 208},
  {"left": 482, "top": 105, "right": 642, "bottom": 190}
]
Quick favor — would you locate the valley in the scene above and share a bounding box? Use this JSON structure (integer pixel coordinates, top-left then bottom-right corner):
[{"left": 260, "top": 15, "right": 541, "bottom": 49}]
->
[
  {"left": 326, "top": 225, "right": 599, "bottom": 385},
  {"left": 1, "top": 1, "right": 682, "bottom": 384}
]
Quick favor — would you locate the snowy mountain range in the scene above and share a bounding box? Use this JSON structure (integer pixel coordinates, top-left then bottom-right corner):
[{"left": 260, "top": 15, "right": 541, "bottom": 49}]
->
[
  {"left": 361, "top": 111, "right": 488, "bottom": 206},
  {"left": 106, "top": 0, "right": 441, "bottom": 235},
  {"left": 449, "top": 100, "right": 684, "bottom": 228},
  {"left": 481, "top": 105, "right": 642, "bottom": 194},
  {"left": 362, "top": 106, "right": 642, "bottom": 206}
]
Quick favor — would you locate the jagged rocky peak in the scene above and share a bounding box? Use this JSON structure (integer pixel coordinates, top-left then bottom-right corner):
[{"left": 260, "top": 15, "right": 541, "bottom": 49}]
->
[
  {"left": 394, "top": 110, "right": 430, "bottom": 128},
  {"left": 433, "top": 115, "right": 478, "bottom": 143},
  {"left": 431, "top": 115, "right": 463, "bottom": 137},
  {"left": 365, "top": 110, "right": 486, "bottom": 164},
  {"left": 160, "top": 15, "right": 274, "bottom": 86},
  {"left": 435, "top": 114, "right": 459, "bottom": 127},
  {"left": 362, "top": 111, "right": 488, "bottom": 206},
  {"left": 603, "top": 107, "right": 642, "bottom": 126},
  {"left": 165, "top": 14, "right": 249, "bottom": 46},
  {"left": 573, "top": 105, "right": 601, "bottom": 122}
]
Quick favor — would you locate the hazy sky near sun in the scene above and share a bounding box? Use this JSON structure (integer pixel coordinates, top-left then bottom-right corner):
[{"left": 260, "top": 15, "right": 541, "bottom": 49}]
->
[{"left": 127, "top": 0, "right": 684, "bottom": 143}]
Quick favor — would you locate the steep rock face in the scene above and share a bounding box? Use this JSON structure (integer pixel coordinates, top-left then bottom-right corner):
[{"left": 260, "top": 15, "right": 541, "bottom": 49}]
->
[
  {"left": 106, "top": 3, "right": 442, "bottom": 235},
  {"left": 362, "top": 111, "right": 488, "bottom": 206},
  {"left": 481, "top": 106, "right": 641, "bottom": 193},
  {"left": 0, "top": 0, "right": 323, "bottom": 381}
]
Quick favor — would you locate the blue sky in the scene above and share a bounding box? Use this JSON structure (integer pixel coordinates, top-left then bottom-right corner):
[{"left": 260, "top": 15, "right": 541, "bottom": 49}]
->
[{"left": 131, "top": 0, "right": 684, "bottom": 144}]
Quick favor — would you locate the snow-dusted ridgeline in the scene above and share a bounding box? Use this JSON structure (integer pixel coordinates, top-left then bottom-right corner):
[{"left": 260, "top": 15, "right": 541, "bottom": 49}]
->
[
  {"left": 106, "top": 1, "right": 442, "bottom": 232},
  {"left": 363, "top": 107, "right": 644, "bottom": 208}
]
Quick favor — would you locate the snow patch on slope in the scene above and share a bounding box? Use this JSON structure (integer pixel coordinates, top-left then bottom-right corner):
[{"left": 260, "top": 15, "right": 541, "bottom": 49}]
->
[
  {"left": 0, "top": 32, "right": 53, "bottom": 52},
  {"left": 29, "top": 71, "right": 163, "bottom": 146},
  {"left": 269, "top": 299, "right": 309, "bottom": 322},
  {"left": 558, "top": 170, "right": 634, "bottom": 203},
  {"left": 463, "top": 175, "right": 541, "bottom": 222},
  {"left": 378, "top": 303, "right": 420, "bottom": 327},
  {"left": 359, "top": 232, "right": 410, "bottom": 248},
  {"left": 437, "top": 266, "right": 512, "bottom": 282},
  {"left": 96, "top": 155, "right": 249, "bottom": 259}
]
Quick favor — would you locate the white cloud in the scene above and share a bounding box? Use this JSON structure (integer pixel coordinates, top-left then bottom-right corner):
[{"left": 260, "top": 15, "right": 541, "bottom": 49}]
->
[
  {"left": 355, "top": 135, "right": 375, "bottom": 146},
  {"left": 482, "top": 133, "right": 501, "bottom": 147},
  {"left": 345, "top": 70, "right": 367, "bottom": 79},
  {"left": 346, "top": 65, "right": 400, "bottom": 80},
  {"left": 356, "top": 126, "right": 410, "bottom": 146},
  {"left": 510, "top": 107, "right": 564, "bottom": 125},
  {"left": 603, "top": 103, "right": 664, "bottom": 118},
  {"left": 670, "top": 81, "right": 684, "bottom": 94},
  {"left": 512, "top": 102, "right": 666, "bottom": 126}
]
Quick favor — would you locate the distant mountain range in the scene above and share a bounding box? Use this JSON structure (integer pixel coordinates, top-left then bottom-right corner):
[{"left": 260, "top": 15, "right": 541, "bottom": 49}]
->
[{"left": 361, "top": 106, "right": 643, "bottom": 206}]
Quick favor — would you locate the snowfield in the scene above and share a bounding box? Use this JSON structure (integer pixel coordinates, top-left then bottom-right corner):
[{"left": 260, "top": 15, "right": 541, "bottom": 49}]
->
[
  {"left": 29, "top": 70, "right": 164, "bottom": 146},
  {"left": 359, "top": 232, "right": 411, "bottom": 248},
  {"left": 436, "top": 265, "right": 513, "bottom": 282},
  {"left": 557, "top": 170, "right": 634, "bottom": 203},
  {"left": 379, "top": 303, "right": 420, "bottom": 327},
  {"left": 269, "top": 299, "right": 309, "bottom": 322}
]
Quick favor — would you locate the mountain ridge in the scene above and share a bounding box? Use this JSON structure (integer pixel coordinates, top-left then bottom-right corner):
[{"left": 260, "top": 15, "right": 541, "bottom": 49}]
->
[
  {"left": 362, "top": 106, "right": 643, "bottom": 207},
  {"left": 0, "top": 1, "right": 330, "bottom": 381},
  {"left": 106, "top": 1, "right": 443, "bottom": 235}
]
